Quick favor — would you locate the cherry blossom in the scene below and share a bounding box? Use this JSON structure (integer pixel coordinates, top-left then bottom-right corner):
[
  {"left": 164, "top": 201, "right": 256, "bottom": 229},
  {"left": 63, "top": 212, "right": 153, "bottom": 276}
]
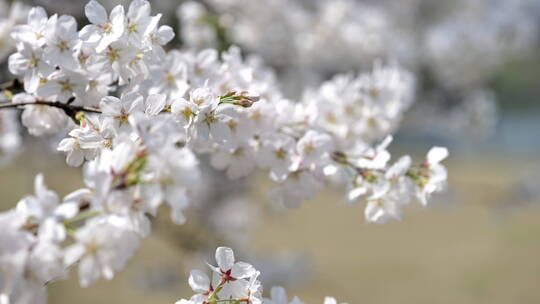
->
[
  {"left": 176, "top": 247, "right": 345, "bottom": 304},
  {"left": 0, "top": 1, "right": 451, "bottom": 303},
  {"left": 80, "top": 0, "right": 125, "bottom": 53}
]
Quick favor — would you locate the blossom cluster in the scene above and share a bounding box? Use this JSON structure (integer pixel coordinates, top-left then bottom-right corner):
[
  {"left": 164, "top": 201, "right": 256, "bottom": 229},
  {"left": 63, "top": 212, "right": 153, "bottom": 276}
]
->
[
  {"left": 176, "top": 247, "right": 345, "bottom": 304},
  {"left": 178, "top": 0, "right": 539, "bottom": 82},
  {"left": 0, "top": 1, "right": 27, "bottom": 163},
  {"left": 0, "top": 175, "right": 141, "bottom": 302},
  {"left": 177, "top": 0, "right": 539, "bottom": 135},
  {"left": 178, "top": 0, "right": 390, "bottom": 76},
  {"left": 0, "top": 0, "right": 28, "bottom": 62},
  {"left": 0, "top": 0, "right": 449, "bottom": 303}
]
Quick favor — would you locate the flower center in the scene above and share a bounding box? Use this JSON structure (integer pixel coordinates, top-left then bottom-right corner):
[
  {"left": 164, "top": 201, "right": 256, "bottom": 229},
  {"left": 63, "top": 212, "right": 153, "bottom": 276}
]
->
[
  {"left": 250, "top": 110, "right": 261, "bottom": 121},
  {"left": 101, "top": 22, "right": 113, "bottom": 34},
  {"left": 325, "top": 112, "right": 337, "bottom": 123},
  {"left": 203, "top": 111, "right": 217, "bottom": 125},
  {"left": 275, "top": 148, "right": 286, "bottom": 159},
  {"left": 106, "top": 46, "right": 120, "bottom": 63},
  {"left": 165, "top": 73, "right": 175, "bottom": 85},
  {"left": 232, "top": 147, "right": 244, "bottom": 157},
  {"left": 127, "top": 22, "right": 137, "bottom": 33},
  {"left": 59, "top": 79, "right": 74, "bottom": 93},
  {"left": 89, "top": 80, "right": 98, "bottom": 89},
  {"left": 28, "top": 56, "right": 39, "bottom": 68},
  {"left": 84, "top": 241, "right": 99, "bottom": 254},
  {"left": 226, "top": 120, "right": 237, "bottom": 132},
  {"left": 56, "top": 40, "right": 69, "bottom": 52},
  {"left": 304, "top": 143, "right": 314, "bottom": 153},
  {"left": 181, "top": 106, "right": 192, "bottom": 120},
  {"left": 78, "top": 52, "right": 90, "bottom": 65},
  {"left": 117, "top": 113, "right": 129, "bottom": 125}
]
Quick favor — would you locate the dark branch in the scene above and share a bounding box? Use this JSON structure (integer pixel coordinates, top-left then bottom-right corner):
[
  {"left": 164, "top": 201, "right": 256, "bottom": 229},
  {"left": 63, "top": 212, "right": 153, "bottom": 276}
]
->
[
  {"left": 0, "top": 78, "right": 101, "bottom": 122},
  {"left": 0, "top": 100, "right": 100, "bottom": 113},
  {"left": 0, "top": 98, "right": 101, "bottom": 123}
]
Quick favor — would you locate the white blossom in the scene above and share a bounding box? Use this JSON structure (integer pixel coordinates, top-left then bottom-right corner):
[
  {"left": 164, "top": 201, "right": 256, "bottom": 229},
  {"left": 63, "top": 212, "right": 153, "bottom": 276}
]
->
[
  {"left": 0, "top": 1, "right": 454, "bottom": 302},
  {"left": 8, "top": 42, "right": 53, "bottom": 93},
  {"left": 43, "top": 15, "right": 79, "bottom": 69},
  {"left": 63, "top": 216, "right": 140, "bottom": 287},
  {"left": 10, "top": 6, "right": 49, "bottom": 47},
  {"left": 80, "top": 0, "right": 125, "bottom": 53}
]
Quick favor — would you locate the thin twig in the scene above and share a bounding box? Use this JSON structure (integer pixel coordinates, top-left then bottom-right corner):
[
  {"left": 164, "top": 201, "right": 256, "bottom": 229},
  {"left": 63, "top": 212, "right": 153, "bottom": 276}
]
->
[
  {"left": 0, "top": 97, "right": 101, "bottom": 124},
  {"left": 0, "top": 78, "right": 102, "bottom": 122},
  {"left": 0, "top": 100, "right": 101, "bottom": 114}
]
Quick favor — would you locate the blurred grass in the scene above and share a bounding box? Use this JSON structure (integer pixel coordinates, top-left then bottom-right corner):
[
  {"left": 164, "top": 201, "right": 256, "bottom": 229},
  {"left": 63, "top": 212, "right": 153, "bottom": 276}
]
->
[
  {"left": 1, "top": 148, "right": 540, "bottom": 303},
  {"left": 253, "top": 157, "right": 540, "bottom": 303}
]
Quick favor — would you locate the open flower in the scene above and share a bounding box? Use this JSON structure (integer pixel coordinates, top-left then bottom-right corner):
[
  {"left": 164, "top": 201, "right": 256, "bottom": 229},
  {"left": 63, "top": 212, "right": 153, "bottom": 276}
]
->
[
  {"left": 415, "top": 147, "right": 448, "bottom": 206},
  {"left": 37, "top": 70, "right": 88, "bottom": 103},
  {"left": 124, "top": 0, "right": 161, "bottom": 47},
  {"left": 100, "top": 91, "right": 144, "bottom": 132},
  {"left": 43, "top": 15, "right": 79, "bottom": 69},
  {"left": 63, "top": 216, "right": 140, "bottom": 287},
  {"left": 211, "top": 247, "right": 256, "bottom": 281},
  {"left": 10, "top": 6, "right": 50, "bottom": 47},
  {"left": 8, "top": 42, "right": 53, "bottom": 93},
  {"left": 364, "top": 180, "right": 402, "bottom": 223},
  {"left": 80, "top": 0, "right": 125, "bottom": 52}
]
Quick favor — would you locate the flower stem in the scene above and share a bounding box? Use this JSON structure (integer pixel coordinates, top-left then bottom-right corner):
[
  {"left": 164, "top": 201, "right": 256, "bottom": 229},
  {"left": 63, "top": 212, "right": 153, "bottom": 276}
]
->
[{"left": 63, "top": 210, "right": 100, "bottom": 226}]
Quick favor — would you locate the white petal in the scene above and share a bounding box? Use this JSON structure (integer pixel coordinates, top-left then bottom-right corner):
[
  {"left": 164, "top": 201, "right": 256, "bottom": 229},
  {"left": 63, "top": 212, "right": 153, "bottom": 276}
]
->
[
  {"left": 231, "top": 261, "right": 256, "bottom": 279},
  {"left": 210, "top": 149, "right": 231, "bottom": 170},
  {"left": 64, "top": 243, "right": 86, "bottom": 266},
  {"left": 270, "top": 286, "right": 288, "bottom": 304},
  {"left": 24, "top": 69, "right": 40, "bottom": 93},
  {"left": 128, "top": 0, "right": 150, "bottom": 21},
  {"left": 427, "top": 147, "right": 448, "bottom": 164},
  {"left": 348, "top": 187, "right": 367, "bottom": 202},
  {"left": 28, "top": 7, "right": 48, "bottom": 27},
  {"left": 364, "top": 201, "right": 383, "bottom": 223},
  {"left": 110, "top": 5, "right": 125, "bottom": 35},
  {"left": 323, "top": 297, "right": 338, "bottom": 304},
  {"left": 386, "top": 155, "right": 411, "bottom": 178},
  {"left": 215, "top": 247, "right": 234, "bottom": 271},
  {"left": 156, "top": 25, "right": 174, "bottom": 45},
  {"left": 66, "top": 149, "right": 85, "bottom": 167},
  {"left": 85, "top": 0, "right": 108, "bottom": 25},
  {"left": 79, "top": 25, "right": 101, "bottom": 43},
  {"left": 145, "top": 94, "right": 166, "bottom": 115},
  {"left": 100, "top": 96, "right": 121, "bottom": 115},
  {"left": 188, "top": 269, "right": 210, "bottom": 293},
  {"left": 290, "top": 296, "right": 304, "bottom": 304},
  {"left": 166, "top": 187, "right": 189, "bottom": 224},
  {"left": 55, "top": 202, "right": 79, "bottom": 219}
]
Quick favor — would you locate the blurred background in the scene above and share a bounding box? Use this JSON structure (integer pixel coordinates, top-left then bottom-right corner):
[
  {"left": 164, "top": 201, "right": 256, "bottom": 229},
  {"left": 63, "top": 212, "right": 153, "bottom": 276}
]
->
[{"left": 1, "top": 0, "right": 540, "bottom": 303}]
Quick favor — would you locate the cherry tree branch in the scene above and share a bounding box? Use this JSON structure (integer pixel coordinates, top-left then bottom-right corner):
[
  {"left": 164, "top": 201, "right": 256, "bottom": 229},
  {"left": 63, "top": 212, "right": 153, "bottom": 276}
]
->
[
  {"left": 0, "top": 79, "right": 101, "bottom": 120},
  {"left": 0, "top": 97, "right": 102, "bottom": 123},
  {"left": 0, "top": 99, "right": 101, "bottom": 114}
]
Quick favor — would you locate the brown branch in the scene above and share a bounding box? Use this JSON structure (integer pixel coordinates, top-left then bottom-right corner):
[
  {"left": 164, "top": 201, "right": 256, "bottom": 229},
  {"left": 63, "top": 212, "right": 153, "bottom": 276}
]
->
[
  {"left": 0, "top": 100, "right": 101, "bottom": 113},
  {"left": 0, "top": 79, "right": 101, "bottom": 123},
  {"left": 0, "top": 97, "right": 101, "bottom": 123}
]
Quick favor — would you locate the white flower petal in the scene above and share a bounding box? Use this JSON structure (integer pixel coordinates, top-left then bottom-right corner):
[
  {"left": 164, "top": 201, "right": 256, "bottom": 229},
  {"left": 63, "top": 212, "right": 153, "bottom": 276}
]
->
[
  {"left": 427, "top": 147, "right": 448, "bottom": 164},
  {"left": 215, "top": 247, "right": 234, "bottom": 271},
  {"left": 85, "top": 0, "right": 108, "bottom": 25},
  {"left": 188, "top": 269, "right": 210, "bottom": 293},
  {"left": 231, "top": 261, "right": 256, "bottom": 279}
]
